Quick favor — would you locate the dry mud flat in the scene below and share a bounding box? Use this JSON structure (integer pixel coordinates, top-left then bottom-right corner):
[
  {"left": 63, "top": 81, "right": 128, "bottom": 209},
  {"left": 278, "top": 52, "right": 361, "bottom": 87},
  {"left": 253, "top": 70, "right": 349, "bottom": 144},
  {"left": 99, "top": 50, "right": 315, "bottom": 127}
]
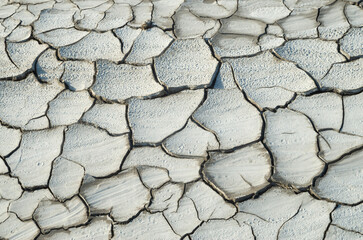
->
[{"left": 0, "top": 0, "right": 362, "bottom": 239}]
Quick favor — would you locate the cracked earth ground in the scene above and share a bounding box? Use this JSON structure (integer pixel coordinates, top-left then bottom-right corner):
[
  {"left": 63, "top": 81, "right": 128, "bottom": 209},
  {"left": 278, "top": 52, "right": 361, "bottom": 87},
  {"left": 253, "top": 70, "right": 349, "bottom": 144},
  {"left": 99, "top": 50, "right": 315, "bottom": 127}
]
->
[{"left": 0, "top": 0, "right": 362, "bottom": 239}]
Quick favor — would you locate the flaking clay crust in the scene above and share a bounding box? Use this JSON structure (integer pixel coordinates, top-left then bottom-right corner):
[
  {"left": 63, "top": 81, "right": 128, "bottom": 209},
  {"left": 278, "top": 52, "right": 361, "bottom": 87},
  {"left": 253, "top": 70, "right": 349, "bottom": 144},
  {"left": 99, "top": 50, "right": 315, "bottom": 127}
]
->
[{"left": 0, "top": 0, "right": 362, "bottom": 239}]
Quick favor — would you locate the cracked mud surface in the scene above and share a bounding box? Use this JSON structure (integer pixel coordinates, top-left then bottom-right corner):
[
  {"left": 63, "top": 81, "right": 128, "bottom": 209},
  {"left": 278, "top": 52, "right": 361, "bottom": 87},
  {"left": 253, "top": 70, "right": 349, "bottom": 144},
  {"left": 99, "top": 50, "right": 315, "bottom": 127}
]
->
[{"left": 0, "top": 0, "right": 362, "bottom": 239}]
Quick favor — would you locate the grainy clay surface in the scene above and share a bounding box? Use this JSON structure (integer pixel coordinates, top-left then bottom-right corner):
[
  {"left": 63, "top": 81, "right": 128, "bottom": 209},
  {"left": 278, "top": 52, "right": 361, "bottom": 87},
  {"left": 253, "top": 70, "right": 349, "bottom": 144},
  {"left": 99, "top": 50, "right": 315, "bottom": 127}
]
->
[{"left": 0, "top": 0, "right": 362, "bottom": 239}]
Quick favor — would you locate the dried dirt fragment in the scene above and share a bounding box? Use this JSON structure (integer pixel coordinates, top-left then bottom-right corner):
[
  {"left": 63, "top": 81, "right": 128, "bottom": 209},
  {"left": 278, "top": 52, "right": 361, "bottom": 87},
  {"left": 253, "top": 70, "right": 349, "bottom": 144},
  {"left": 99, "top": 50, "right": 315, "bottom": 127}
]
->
[{"left": 80, "top": 168, "right": 150, "bottom": 222}]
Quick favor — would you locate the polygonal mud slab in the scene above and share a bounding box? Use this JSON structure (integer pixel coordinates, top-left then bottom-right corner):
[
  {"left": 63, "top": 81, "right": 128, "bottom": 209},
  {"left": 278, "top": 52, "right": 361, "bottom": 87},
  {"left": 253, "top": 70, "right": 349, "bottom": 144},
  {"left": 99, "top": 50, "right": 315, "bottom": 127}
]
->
[
  {"left": 6, "top": 127, "right": 64, "bottom": 188},
  {"left": 123, "top": 146, "right": 203, "bottom": 183},
  {"left": 312, "top": 149, "right": 363, "bottom": 205},
  {"left": 275, "top": 39, "right": 345, "bottom": 80},
  {"left": 0, "top": 73, "right": 63, "bottom": 128},
  {"left": 80, "top": 169, "right": 150, "bottom": 222},
  {"left": 59, "top": 32, "right": 124, "bottom": 61},
  {"left": 33, "top": 196, "right": 88, "bottom": 233},
  {"left": 113, "top": 212, "right": 180, "bottom": 240},
  {"left": 37, "top": 217, "right": 112, "bottom": 240},
  {"left": 228, "top": 52, "right": 316, "bottom": 109},
  {"left": 61, "top": 124, "right": 130, "bottom": 177},
  {"left": 193, "top": 89, "right": 262, "bottom": 149},
  {"left": 128, "top": 90, "right": 204, "bottom": 144},
  {"left": 203, "top": 142, "right": 271, "bottom": 200},
  {"left": 154, "top": 38, "right": 218, "bottom": 88},
  {"left": 92, "top": 60, "right": 163, "bottom": 101},
  {"left": 264, "top": 109, "right": 324, "bottom": 187},
  {"left": 236, "top": 187, "right": 335, "bottom": 240}
]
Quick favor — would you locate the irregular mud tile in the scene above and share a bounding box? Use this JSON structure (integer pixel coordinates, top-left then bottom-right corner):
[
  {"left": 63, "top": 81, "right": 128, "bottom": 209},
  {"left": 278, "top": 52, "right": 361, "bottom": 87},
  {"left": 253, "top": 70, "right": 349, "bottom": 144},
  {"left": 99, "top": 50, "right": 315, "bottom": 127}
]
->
[
  {"left": 318, "top": 1, "right": 350, "bottom": 40},
  {"left": 278, "top": 9, "right": 319, "bottom": 39},
  {"left": 284, "top": 0, "right": 335, "bottom": 10},
  {"left": 235, "top": 0, "right": 290, "bottom": 24},
  {"left": 12, "top": 7, "right": 37, "bottom": 26},
  {"left": 220, "top": 16, "right": 266, "bottom": 36},
  {"left": 5, "top": 39, "right": 47, "bottom": 75},
  {"left": 155, "top": 38, "right": 218, "bottom": 88},
  {"left": 33, "top": 8, "right": 76, "bottom": 34},
  {"left": 191, "top": 219, "right": 254, "bottom": 240},
  {"left": 183, "top": 0, "right": 237, "bottom": 19},
  {"left": 47, "top": 90, "right": 94, "bottom": 126},
  {"left": 6, "top": 25, "right": 32, "bottom": 42},
  {"left": 164, "top": 197, "right": 201, "bottom": 236},
  {"left": 81, "top": 103, "right": 129, "bottom": 135},
  {"left": 340, "top": 28, "right": 363, "bottom": 58},
  {"left": 163, "top": 119, "right": 219, "bottom": 157},
  {"left": 92, "top": 60, "right": 163, "bottom": 101},
  {"left": 264, "top": 109, "right": 324, "bottom": 187},
  {"left": 36, "top": 48, "right": 64, "bottom": 84},
  {"left": 267, "top": 24, "right": 284, "bottom": 37},
  {"left": 341, "top": 92, "right": 363, "bottom": 136},
  {"left": 35, "top": 28, "right": 89, "bottom": 48},
  {"left": 0, "top": 199, "right": 10, "bottom": 222},
  {"left": 259, "top": 34, "right": 285, "bottom": 50},
  {"left": 61, "top": 61, "right": 94, "bottom": 91},
  {"left": 138, "top": 166, "right": 170, "bottom": 189},
  {"left": 173, "top": 8, "right": 216, "bottom": 39},
  {"left": 33, "top": 196, "right": 88, "bottom": 233},
  {"left": 275, "top": 39, "right": 346, "bottom": 80},
  {"left": 49, "top": 157, "right": 85, "bottom": 202},
  {"left": 277, "top": 198, "right": 335, "bottom": 239},
  {"left": 148, "top": 182, "right": 184, "bottom": 212},
  {"left": 113, "top": 25, "right": 141, "bottom": 54},
  {"left": 113, "top": 211, "right": 180, "bottom": 240},
  {"left": 326, "top": 225, "right": 363, "bottom": 240},
  {"left": 185, "top": 181, "right": 236, "bottom": 221},
  {"left": 72, "top": 0, "right": 109, "bottom": 9},
  {"left": 96, "top": 3, "right": 132, "bottom": 31},
  {"left": 289, "top": 92, "right": 343, "bottom": 130},
  {"left": 0, "top": 16, "right": 21, "bottom": 38},
  {"left": 74, "top": 8, "right": 105, "bottom": 30},
  {"left": 0, "top": 123, "right": 21, "bottom": 156},
  {"left": 37, "top": 216, "right": 112, "bottom": 240},
  {"left": 125, "top": 27, "right": 173, "bottom": 64},
  {"left": 151, "top": 0, "right": 184, "bottom": 29},
  {"left": 203, "top": 20, "right": 221, "bottom": 39},
  {"left": 236, "top": 187, "right": 335, "bottom": 240},
  {"left": 80, "top": 169, "right": 150, "bottom": 222},
  {"left": 23, "top": 116, "right": 49, "bottom": 131},
  {"left": 128, "top": 90, "right": 204, "bottom": 143},
  {"left": 318, "top": 130, "right": 363, "bottom": 162},
  {"left": 26, "top": 1, "right": 54, "bottom": 16},
  {"left": 6, "top": 127, "right": 64, "bottom": 188},
  {"left": 9, "top": 189, "right": 54, "bottom": 221},
  {"left": 203, "top": 142, "right": 271, "bottom": 200},
  {"left": 0, "top": 39, "right": 18, "bottom": 78},
  {"left": 332, "top": 204, "right": 363, "bottom": 234},
  {"left": 0, "top": 157, "right": 8, "bottom": 174},
  {"left": 321, "top": 58, "right": 363, "bottom": 92},
  {"left": 0, "top": 175, "right": 22, "bottom": 200},
  {"left": 213, "top": 62, "right": 238, "bottom": 89},
  {"left": 123, "top": 147, "right": 203, "bottom": 183},
  {"left": 0, "top": 4, "right": 19, "bottom": 18},
  {"left": 211, "top": 34, "right": 260, "bottom": 58},
  {"left": 128, "top": 0, "right": 152, "bottom": 27},
  {"left": 313, "top": 150, "right": 363, "bottom": 204},
  {"left": 345, "top": 5, "right": 363, "bottom": 27},
  {"left": 193, "top": 89, "right": 262, "bottom": 149},
  {"left": 53, "top": 1, "right": 78, "bottom": 11},
  {"left": 62, "top": 124, "right": 129, "bottom": 177},
  {"left": 0, "top": 213, "right": 39, "bottom": 240},
  {"left": 59, "top": 31, "right": 124, "bottom": 61}
]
